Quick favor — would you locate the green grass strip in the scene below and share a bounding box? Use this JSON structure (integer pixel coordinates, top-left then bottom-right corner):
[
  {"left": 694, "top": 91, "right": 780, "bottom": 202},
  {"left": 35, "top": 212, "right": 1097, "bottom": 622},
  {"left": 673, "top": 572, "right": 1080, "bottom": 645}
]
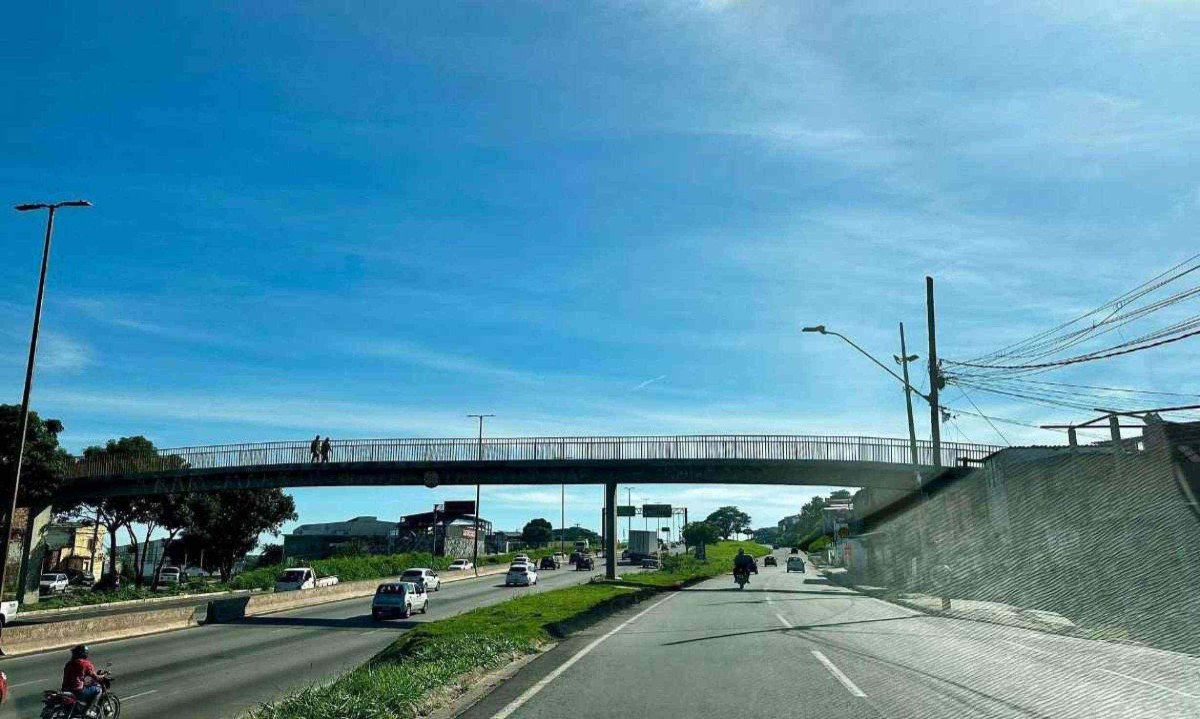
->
[
  {"left": 616, "top": 540, "right": 772, "bottom": 589},
  {"left": 250, "top": 582, "right": 645, "bottom": 719}
]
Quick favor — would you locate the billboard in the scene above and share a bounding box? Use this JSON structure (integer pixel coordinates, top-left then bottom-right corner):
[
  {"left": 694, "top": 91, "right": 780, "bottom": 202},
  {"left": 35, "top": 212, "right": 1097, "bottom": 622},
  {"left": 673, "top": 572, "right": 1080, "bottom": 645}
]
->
[
  {"left": 642, "top": 504, "right": 672, "bottom": 518},
  {"left": 616, "top": 505, "right": 637, "bottom": 517},
  {"left": 443, "top": 500, "right": 476, "bottom": 515}
]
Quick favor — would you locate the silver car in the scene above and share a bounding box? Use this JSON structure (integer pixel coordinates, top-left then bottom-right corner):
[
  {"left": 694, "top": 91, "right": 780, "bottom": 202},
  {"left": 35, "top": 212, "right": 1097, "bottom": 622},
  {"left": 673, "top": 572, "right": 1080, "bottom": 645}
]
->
[{"left": 371, "top": 581, "right": 428, "bottom": 620}]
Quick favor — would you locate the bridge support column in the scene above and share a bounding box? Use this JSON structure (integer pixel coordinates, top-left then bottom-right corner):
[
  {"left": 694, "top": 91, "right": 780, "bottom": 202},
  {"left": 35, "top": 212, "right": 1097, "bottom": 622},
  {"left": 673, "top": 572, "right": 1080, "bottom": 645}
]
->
[
  {"left": 604, "top": 481, "right": 617, "bottom": 580},
  {"left": 17, "top": 504, "right": 51, "bottom": 606}
]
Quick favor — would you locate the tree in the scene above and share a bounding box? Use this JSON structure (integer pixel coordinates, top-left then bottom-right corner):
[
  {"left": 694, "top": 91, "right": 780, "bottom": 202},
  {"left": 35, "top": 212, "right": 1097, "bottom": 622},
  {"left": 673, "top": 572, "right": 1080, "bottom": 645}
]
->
[
  {"left": 147, "top": 493, "right": 197, "bottom": 589},
  {"left": 829, "top": 489, "right": 852, "bottom": 500},
  {"left": 79, "top": 437, "right": 188, "bottom": 585},
  {"left": 0, "top": 405, "right": 72, "bottom": 510},
  {"left": 704, "top": 506, "right": 752, "bottom": 540},
  {"left": 185, "top": 489, "right": 297, "bottom": 581},
  {"left": 551, "top": 526, "right": 601, "bottom": 544},
  {"left": 521, "top": 518, "right": 553, "bottom": 547},
  {"left": 682, "top": 521, "right": 720, "bottom": 554},
  {"left": 258, "top": 543, "right": 285, "bottom": 567},
  {"left": 752, "top": 526, "right": 780, "bottom": 545}
]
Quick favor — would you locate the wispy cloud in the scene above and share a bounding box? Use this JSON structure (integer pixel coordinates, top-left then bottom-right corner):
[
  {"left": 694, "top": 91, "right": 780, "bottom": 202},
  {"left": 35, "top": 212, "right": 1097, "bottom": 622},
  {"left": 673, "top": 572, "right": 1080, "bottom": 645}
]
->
[
  {"left": 340, "top": 340, "right": 535, "bottom": 383},
  {"left": 633, "top": 375, "right": 666, "bottom": 391}
]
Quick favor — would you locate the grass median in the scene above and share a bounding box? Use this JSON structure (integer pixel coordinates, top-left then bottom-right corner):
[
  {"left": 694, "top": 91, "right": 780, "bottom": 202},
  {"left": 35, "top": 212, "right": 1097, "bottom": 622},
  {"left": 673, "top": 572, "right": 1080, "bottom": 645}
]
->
[
  {"left": 249, "top": 582, "right": 647, "bottom": 719},
  {"left": 616, "top": 540, "right": 772, "bottom": 589}
]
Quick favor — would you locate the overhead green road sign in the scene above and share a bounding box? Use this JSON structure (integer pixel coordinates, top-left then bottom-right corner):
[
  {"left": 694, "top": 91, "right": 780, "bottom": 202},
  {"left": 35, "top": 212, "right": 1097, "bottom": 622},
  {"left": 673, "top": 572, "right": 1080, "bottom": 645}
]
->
[
  {"left": 616, "top": 505, "right": 637, "bottom": 517},
  {"left": 642, "top": 504, "right": 672, "bottom": 518}
]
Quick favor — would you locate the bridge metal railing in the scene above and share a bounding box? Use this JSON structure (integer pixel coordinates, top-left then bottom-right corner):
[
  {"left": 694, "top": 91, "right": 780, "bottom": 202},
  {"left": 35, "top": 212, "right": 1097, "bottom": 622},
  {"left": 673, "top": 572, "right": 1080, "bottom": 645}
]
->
[{"left": 67, "top": 435, "right": 1002, "bottom": 479}]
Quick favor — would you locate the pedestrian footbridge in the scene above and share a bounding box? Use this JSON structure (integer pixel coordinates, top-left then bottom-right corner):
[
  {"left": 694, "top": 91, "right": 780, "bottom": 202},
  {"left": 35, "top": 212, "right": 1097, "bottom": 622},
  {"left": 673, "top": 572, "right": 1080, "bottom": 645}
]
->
[{"left": 58, "top": 435, "right": 999, "bottom": 502}]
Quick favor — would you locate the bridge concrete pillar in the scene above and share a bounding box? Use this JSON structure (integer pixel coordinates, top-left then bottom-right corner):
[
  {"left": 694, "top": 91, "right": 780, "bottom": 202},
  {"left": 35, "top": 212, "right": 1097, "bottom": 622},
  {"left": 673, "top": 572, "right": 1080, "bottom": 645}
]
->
[
  {"left": 16, "top": 504, "right": 51, "bottom": 606},
  {"left": 604, "top": 481, "right": 617, "bottom": 580}
]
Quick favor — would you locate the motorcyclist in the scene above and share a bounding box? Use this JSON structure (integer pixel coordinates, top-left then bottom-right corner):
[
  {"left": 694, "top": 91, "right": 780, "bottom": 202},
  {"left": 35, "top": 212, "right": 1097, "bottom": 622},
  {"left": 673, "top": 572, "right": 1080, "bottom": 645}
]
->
[
  {"left": 733, "top": 548, "right": 758, "bottom": 576},
  {"left": 61, "top": 644, "right": 102, "bottom": 716}
]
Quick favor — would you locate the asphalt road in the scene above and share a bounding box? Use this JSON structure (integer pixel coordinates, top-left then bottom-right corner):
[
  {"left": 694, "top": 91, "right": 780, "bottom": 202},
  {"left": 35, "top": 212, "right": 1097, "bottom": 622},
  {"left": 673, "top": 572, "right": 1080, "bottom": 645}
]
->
[
  {"left": 0, "top": 564, "right": 611, "bottom": 719},
  {"left": 463, "top": 551, "right": 1200, "bottom": 719}
]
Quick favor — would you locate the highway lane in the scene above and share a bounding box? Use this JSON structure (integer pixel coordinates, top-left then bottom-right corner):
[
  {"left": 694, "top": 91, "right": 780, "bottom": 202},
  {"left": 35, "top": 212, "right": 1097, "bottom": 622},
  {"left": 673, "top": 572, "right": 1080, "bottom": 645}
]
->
[
  {"left": 462, "top": 551, "right": 1200, "bottom": 719},
  {"left": 0, "top": 563, "right": 612, "bottom": 719}
]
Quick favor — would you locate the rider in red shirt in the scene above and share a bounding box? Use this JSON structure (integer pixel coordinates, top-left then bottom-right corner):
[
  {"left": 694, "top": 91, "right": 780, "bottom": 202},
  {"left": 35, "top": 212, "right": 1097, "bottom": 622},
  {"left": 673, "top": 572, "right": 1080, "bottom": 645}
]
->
[{"left": 61, "top": 645, "right": 102, "bottom": 710}]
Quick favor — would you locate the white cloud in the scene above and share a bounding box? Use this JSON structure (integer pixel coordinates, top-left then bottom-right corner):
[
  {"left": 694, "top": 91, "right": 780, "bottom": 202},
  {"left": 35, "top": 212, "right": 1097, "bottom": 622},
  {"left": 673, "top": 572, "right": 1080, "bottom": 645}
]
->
[{"left": 36, "top": 332, "right": 95, "bottom": 373}]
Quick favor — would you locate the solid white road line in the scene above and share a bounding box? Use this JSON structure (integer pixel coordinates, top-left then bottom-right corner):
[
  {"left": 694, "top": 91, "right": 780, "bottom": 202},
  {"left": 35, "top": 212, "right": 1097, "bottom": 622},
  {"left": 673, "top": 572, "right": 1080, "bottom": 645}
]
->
[
  {"left": 775, "top": 612, "right": 792, "bottom": 629},
  {"left": 811, "top": 650, "right": 867, "bottom": 698},
  {"left": 490, "top": 592, "right": 679, "bottom": 719},
  {"left": 1099, "top": 669, "right": 1200, "bottom": 700},
  {"left": 123, "top": 690, "right": 158, "bottom": 702}
]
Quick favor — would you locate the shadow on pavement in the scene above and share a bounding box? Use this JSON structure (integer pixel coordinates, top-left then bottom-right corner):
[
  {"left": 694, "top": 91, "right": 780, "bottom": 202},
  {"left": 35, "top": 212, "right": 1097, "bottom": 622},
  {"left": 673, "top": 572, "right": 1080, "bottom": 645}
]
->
[
  {"left": 794, "top": 632, "right": 1059, "bottom": 719},
  {"left": 661, "top": 615, "right": 922, "bottom": 646},
  {"left": 233, "top": 614, "right": 415, "bottom": 630}
]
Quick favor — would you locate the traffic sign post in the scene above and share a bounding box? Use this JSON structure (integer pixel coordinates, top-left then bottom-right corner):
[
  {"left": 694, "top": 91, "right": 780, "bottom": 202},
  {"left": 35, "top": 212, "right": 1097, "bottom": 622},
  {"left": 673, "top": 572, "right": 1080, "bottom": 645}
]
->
[{"left": 616, "top": 505, "right": 637, "bottom": 517}]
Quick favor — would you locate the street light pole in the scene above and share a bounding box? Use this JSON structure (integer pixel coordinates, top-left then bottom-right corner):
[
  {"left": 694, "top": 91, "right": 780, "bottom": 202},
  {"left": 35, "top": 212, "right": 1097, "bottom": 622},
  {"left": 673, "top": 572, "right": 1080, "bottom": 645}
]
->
[
  {"left": 560, "top": 483, "right": 565, "bottom": 557},
  {"left": 895, "top": 322, "right": 921, "bottom": 482},
  {"left": 1, "top": 201, "right": 90, "bottom": 621},
  {"left": 467, "top": 413, "right": 494, "bottom": 577}
]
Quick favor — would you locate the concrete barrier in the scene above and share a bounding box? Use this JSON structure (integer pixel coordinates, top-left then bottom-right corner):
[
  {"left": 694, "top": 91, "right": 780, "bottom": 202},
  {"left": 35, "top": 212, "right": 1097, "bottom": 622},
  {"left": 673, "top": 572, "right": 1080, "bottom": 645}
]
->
[
  {"left": 206, "top": 564, "right": 512, "bottom": 623},
  {"left": 2, "top": 604, "right": 203, "bottom": 656}
]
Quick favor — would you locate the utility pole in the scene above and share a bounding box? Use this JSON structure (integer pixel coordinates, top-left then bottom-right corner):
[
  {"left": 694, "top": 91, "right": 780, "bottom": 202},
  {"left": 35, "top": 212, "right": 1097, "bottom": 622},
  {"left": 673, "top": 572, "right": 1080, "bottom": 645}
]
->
[
  {"left": 625, "top": 487, "right": 635, "bottom": 542},
  {"left": 895, "top": 322, "right": 921, "bottom": 481},
  {"left": 467, "top": 413, "right": 494, "bottom": 577},
  {"left": 559, "top": 483, "right": 565, "bottom": 557},
  {"left": 1, "top": 200, "right": 90, "bottom": 628},
  {"left": 926, "top": 276, "right": 942, "bottom": 467}
]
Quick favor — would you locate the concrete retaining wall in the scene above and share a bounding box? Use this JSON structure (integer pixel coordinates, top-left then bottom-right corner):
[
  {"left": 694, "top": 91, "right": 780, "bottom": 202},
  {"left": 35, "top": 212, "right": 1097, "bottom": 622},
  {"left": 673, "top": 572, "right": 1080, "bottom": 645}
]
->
[{"left": 2, "top": 604, "right": 203, "bottom": 656}]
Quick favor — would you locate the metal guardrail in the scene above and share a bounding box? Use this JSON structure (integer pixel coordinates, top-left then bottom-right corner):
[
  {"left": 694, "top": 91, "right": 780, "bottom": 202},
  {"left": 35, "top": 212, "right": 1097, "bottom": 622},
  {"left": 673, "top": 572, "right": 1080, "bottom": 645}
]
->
[{"left": 68, "top": 435, "right": 1002, "bottom": 479}]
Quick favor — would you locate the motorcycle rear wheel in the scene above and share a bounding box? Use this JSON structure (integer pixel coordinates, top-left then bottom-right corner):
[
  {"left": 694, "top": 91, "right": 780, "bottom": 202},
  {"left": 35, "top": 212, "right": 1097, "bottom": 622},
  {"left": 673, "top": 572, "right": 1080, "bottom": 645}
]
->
[{"left": 99, "top": 693, "right": 121, "bottom": 719}]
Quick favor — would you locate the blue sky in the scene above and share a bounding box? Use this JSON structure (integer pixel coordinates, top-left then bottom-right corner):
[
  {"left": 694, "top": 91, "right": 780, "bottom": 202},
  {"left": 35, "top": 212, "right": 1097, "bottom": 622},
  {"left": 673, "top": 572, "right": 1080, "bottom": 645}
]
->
[{"left": 3, "top": 2, "right": 1200, "bottom": 538}]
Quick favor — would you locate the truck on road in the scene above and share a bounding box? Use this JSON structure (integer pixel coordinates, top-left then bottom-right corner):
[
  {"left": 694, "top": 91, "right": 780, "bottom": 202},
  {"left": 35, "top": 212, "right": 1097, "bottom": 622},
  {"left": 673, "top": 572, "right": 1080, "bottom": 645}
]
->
[
  {"left": 274, "top": 567, "right": 339, "bottom": 592},
  {"left": 627, "top": 530, "right": 657, "bottom": 564}
]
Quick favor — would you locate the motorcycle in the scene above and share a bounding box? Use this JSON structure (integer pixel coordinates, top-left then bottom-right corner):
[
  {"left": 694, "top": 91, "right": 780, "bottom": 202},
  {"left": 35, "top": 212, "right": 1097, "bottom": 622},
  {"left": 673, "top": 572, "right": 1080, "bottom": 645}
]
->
[
  {"left": 734, "top": 567, "right": 750, "bottom": 590},
  {"left": 42, "top": 670, "right": 120, "bottom": 719}
]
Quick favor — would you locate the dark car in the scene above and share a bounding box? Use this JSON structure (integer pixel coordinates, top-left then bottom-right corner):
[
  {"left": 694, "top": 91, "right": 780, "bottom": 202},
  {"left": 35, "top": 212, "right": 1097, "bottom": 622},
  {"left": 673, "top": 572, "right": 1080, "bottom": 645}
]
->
[
  {"left": 569, "top": 551, "right": 582, "bottom": 565},
  {"left": 540, "top": 555, "right": 561, "bottom": 570},
  {"left": 576, "top": 555, "right": 595, "bottom": 570},
  {"left": 790, "top": 547, "right": 799, "bottom": 554},
  {"left": 68, "top": 570, "right": 96, "bottom": 588},
  {"left": 764, "top": 556, "right": 777, "bottom": 566},
  {"left": 93, "top": 573, "right": 122, "bottom": 592}
]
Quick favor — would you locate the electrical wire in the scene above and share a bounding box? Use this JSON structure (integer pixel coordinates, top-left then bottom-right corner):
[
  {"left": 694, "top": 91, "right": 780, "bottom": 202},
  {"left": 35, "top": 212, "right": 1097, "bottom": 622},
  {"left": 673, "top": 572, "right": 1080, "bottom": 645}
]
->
[{"left": 956, "top": 387, "right": 1011, "bottom": 446}]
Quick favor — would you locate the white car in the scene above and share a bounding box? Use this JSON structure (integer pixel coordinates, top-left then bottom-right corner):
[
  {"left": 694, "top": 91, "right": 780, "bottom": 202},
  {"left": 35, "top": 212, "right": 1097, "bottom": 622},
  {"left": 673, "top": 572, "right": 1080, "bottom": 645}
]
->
[
  {"left": 447, "top": 559, "right": 474, "bottom": 571},
  {"left": 401, "top": 568, "right": 441, "bottom": 591},
  {"left": 513, "top": 554, "right": 531, "bottom": 564},
  {"left": 157, "top": 566, "right": 183, "bottom": 585},
  {"left": 371, "top": 581, "right": 429, "bottom": 620},
  {"left": 39, "top": 573, "right": 69, "bottom": 595},
  {"left": 505, "top": 563, "right": 538, "bottom": 586}
]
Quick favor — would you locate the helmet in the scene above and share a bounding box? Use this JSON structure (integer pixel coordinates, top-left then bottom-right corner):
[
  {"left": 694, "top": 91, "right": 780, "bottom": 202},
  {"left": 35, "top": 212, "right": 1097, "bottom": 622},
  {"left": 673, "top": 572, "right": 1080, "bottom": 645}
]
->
[
  {"left": 70, "top": 644, "right": 89, "bottom": 659},
  {"left": 736, "top": 548, "right": 745, "bottom": 555}
]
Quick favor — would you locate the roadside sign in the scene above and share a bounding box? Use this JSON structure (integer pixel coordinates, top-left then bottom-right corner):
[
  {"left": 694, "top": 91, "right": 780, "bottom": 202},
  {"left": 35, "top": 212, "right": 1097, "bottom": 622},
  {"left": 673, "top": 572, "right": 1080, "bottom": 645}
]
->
[
  {"left": 616, "top": 505, "right": 637, "bottom": 517},
  {"left": 642, "top": 504, "right": 672, "bottom": 518},
  {"left": 661, "top": 526, "right": 670, "bottom": 533}
]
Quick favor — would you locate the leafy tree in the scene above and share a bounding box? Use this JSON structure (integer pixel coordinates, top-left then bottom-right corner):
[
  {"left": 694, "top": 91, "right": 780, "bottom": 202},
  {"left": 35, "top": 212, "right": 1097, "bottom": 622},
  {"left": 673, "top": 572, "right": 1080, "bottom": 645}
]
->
[
  {"left": 551, "top": 526, "right": 601, "bottom": 544},
  {"left": 79, "top": 437, "right": 188, "bottom": 585},
  {"left": 752, "top": 526, "right": 780, "bottom": 545},
  {"left": 521, "top": 518, "right": 554, "bottom": 547},
  {"left": 258, "top": 543, "right": 285, "bottom": 566},
  {"left": 829, "top": 489, "right": 852, "bottom": 500},
  {"left": 185, "top": 489, "right": 297, "bottom": 581},
  {"left": 0, "top": 405, "right": 72, "bottom": 510},
  {"left": 682, "top": 521, "right": 720, "bottom": 552},
  {"left": 146, "top": 493, "right": 197, "bottom": 589},
  {"left": 704, "top": 506, "right": 752, "bottom": 540}
]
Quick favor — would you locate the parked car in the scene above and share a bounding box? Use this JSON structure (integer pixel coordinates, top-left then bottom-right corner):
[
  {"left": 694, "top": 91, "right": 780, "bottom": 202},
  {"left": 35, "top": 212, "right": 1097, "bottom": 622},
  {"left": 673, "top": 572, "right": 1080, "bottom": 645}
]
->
[
  {"left": 157, "top": 566, "right": 183, "bottom": 586},
  {"left": 184, "top": 566, "right": 211, "bottom": 579},
  {"left": 764, "top": 556, "right": 777, "bottom": 567},
  {"left": 641, "top": 557, "right": 661, "bottom": 569},
  {"left": 67, "top": 570, "right": 95, "bottom": 588},
  {"left": 39, "top": 573, "right": 69, "bottom": 595},
  {"left": 786, "top": 556, "right": 805, "bottom": 573},
  {"left": 539, "top": 555, "right": 561, "bottom": 570},
  {"left": 371, "top": 581, "right": 428, "bottom": 620},
  {"left": 447, "top": 559, "right": 474, "bottom": 571},
  {"left": 505, "top": 564, "right": 538, "bottom": 586},
  {"left": 576, "top": 554, "right": 595, "bottom": 571},
  {"left": 401, "top": 568, "right": 441, "bottom": 591}
]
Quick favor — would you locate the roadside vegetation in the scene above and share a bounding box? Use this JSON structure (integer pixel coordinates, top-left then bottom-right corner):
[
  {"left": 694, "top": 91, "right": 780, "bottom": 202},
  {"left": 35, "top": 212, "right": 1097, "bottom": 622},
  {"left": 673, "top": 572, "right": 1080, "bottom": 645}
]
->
[
  {"left": 619, "top": 540, "right": 771, "bottom": 589},
  {"left": 250, "top": 582, "right": 645, "bottom": 719}
]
